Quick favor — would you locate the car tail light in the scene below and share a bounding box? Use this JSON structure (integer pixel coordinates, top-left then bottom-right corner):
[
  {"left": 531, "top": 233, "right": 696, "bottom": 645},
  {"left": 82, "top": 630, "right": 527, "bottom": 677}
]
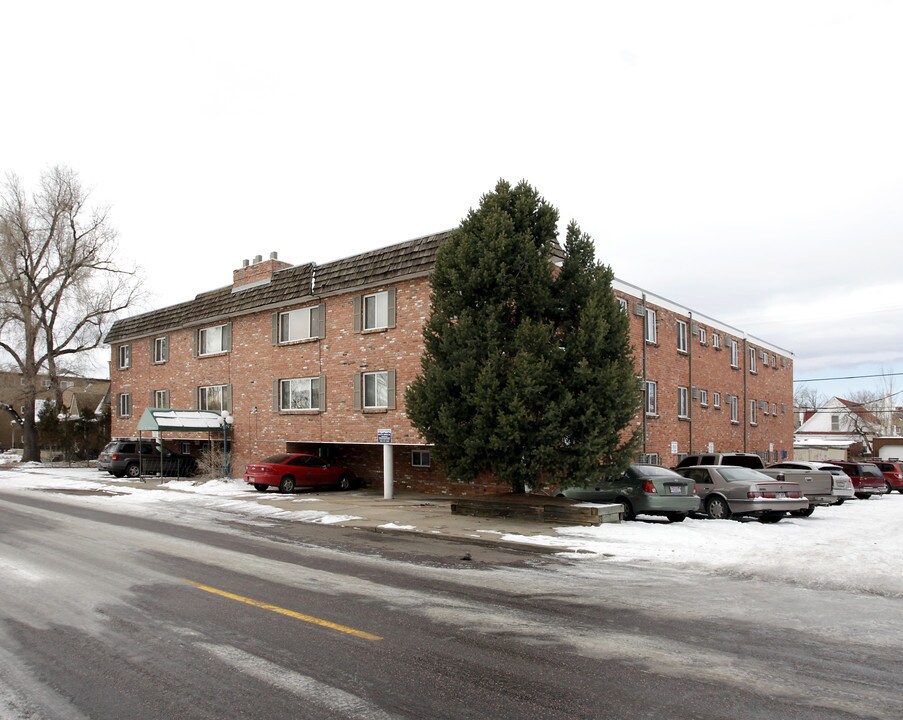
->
[
  {"left": 788, "top": 490, "right": 802, "bottom": 498},
  {"left": 642, "top": 480, "right": 657, "bottom": 494},
  {"left": 112, "top": 453, "right": 119, "bottom": 461}
]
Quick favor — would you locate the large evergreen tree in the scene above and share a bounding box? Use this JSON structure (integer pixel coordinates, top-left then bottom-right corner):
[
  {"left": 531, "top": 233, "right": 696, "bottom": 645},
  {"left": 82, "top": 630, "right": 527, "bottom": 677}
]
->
[{"left": 406, "top": 180, "right": 640, "bottom": 493}]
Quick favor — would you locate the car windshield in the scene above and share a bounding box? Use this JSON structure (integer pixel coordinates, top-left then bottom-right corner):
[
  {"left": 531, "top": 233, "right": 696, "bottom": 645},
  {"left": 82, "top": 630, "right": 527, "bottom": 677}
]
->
[
  {"left": 261, "top": 454, "right": 291, "bottom": 464},
  {"left": 719, "top": 467, "right": 770, "bottom": 482}
]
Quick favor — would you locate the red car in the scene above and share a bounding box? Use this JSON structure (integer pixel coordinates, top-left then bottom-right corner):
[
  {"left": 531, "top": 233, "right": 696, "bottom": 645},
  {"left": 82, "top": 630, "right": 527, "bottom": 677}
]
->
[
  {"left": 872, "top": 460, "right": 903, "bottom": 494},
  {"left": 829, "top": 461, "right": 887, "bottom": 499},
  {"left": 244, "top": 453, "right": 355, "bottom": 493}
]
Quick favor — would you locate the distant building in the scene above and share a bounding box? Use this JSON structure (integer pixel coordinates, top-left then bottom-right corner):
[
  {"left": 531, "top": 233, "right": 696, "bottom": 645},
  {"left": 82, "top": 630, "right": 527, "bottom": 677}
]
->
[
  {"left": 794, "top": 396, "right": 883, "bottom": 460},
  {"left": 105, "top": 232, "right": 794, "bottom": 494}
]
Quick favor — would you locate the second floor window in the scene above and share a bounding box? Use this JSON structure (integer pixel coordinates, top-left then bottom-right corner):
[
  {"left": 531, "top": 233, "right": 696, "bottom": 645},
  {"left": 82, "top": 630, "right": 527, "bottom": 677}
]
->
[
  {"left": 280, "top": 377, "right": 321, "bottom": 411},
  {"left": 699, "top": 389, "right": 708, "bottom": 407},
  {"left": 676, "top": 321, "right": 688, "bottom": 353},
  {"left": 354, "top": 370, "right": 396, "bottom": 410},
  {"left": 712, "top": 332, "right": 721, "bottom": 349},
  {"left": 713, "top": 391, "right": 722, "bottom": 409},
  {"left": 645, "top": 308, "right": 657, "bottom": 344},
  {"left": 198, "top": 384, "right": 230, "bottom": 413},
  {"left": 153, "top": 390, "right": 170, "bottom": 409},
  {"left": 118, "top": 393, "right": 132, "bottom": 417},
  {"left": 729, "top": 395, "right": 739, "bottom": 423},
  {"left": 749, "top": 347, "right": 758, "bottom": 373},
  {"left": 118, "top": 344, "right": 131, "bottom": 370},
  {"left": 750, "top": 399, "right": 758, "bottom": 425},
  {"left": 278, "top": 306, "right": 322, "bottom": 343},
  {"left": 198, "top": 324, "right": 230, "bottom": 356},
  {"left": 154, "top": 337, "right": 168, "bottom": 364},
  {"left": 645, "top": 381, "right": 657, "bottom": 415},
  {"left": 678, "top": 386, "right": 689, "bottom": 418},
  {"left": 730, "top": 340, "right": 739, "bottom": 368},
  {"left": 699, "top": 327, "right": 707, "bottom": 345}
]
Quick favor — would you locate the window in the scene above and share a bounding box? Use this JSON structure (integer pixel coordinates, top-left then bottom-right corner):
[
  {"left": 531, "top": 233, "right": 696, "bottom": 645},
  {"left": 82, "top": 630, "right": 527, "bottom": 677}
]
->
[
  {"left": 730, "top": 340, "right": 739, "bottom": 368},
  {"left": 198, "top": 384, "right": 231, "bottom": 413},
  {"left": 198, "top": 324, "right": 230, "bottom": 356},
  {"left": 279, "top": 377, "right": 321, "bottom": 411},
  {"left": 772, "top": 403, "right": 778, "bottom": 416},
  {"left": 617, "top": 297, "right": 627, "bottom": 313},
  {"left": 354, "top": 290, "right": 396, "bottom": 332},
  {"left": 678, "top": 386, "right": 689, "bottom": 418},
  {"left": 749, "top": 347, "right": 758, "bottom": 374},
  {"left": 118, "top": 344, "right": 131, "bottom": 370},
  {"left": 638, "top": 453, "right": 660, "bottom": 465},
  {"left": 699, "top": 389, "right": 708, "bottom": 407},
  {"left": 712, "top": 332, "right": 721, "bottom": 349},
  {"left": 676, "top": 320, "right": 688, "bottom": 353},
  {"left": 354, "top": 370, "right": 396, "bottom": 410},
  {"left": 771, "top": 355, "right": 776, "bottom": 368},
  {"left": 729, "top": 395, "right": 739, "bottom": 423},
  {"left": 699, "top": 327, "right": 707, "bottom": 345},
  {"left": 278, "top": 306, "right": 323, "bottom": 343},
  {"left": 412, "top": 449, "right": 431, "bottom": 468},
  {"left": 763, "top": 401, "right": 769, "bottom": 416},
  {"left": 153, "top": 390, "right": 170, "bottom": 409},
  {"left": 761, "top": 350, "right": 769, "bottom": 364},
  {"left": 749, "top": 399, "right": 758, "bottom": 425},
  {"left": 60, "top": 380, "right": 74, "bottom": 390},
  {"left": 118, "top": 393, "right": 132, "bottom": 417},
  {"left": 645, "top": 308, "right": 657, "bottom": 344},
  {"left": 645, "top": 380, "right": 657, "bottom": 415},
  {"left": 831, "top": 414, "right": 841, "bottom": 431},
  {"left": 153, "top": 337, "right": 168, "bottom": 364},
  {"left": 713, "top": 391, "right": 721, "bottom": 409}
]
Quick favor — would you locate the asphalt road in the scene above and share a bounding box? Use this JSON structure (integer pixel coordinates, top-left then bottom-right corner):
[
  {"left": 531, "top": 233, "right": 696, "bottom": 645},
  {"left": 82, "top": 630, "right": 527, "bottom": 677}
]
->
[{"left": 0, "top": 488, "right": 899, "bottom": 720}]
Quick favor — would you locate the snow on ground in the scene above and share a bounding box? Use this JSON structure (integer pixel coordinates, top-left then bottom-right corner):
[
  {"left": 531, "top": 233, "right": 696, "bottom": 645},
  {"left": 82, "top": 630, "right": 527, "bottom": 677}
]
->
[{"left": 2, "top": 461, "right": 902, "bottom": 597}]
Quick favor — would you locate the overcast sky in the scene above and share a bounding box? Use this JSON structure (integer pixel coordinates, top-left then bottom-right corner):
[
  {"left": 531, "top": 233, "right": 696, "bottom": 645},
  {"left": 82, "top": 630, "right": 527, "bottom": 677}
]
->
[{"left": 3, "top": 1, "right": 901, "bottom": 403}]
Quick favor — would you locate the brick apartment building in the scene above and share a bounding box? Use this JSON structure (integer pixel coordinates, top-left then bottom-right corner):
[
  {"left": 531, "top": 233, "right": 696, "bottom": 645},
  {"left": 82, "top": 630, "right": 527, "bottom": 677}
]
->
[{"left": 104, "top": 231, "right": 793, "bottom": 495}]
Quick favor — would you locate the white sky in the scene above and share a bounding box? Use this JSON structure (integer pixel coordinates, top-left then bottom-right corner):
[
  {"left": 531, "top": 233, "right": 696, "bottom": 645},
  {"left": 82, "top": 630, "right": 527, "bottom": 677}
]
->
[{"left": 2, "top": 1, "right": 901, "bottom": 401}]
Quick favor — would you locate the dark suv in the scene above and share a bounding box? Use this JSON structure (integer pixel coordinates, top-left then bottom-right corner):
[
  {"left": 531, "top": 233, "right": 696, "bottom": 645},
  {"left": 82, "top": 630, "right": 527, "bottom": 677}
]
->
[
  {"left": 829, "top": 461, "right": 886, "bottom": 499},
  {"left": 97, "top": 440, "right": 197, "bottom": 479}
]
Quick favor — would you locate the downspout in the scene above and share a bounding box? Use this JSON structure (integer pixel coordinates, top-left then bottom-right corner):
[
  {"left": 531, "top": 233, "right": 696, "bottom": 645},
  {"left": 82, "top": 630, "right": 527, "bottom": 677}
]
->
[
  {"left": 743, "top": 337, "right": 749, "bottom": 452},
  {"left": 688, "top": 312, "right": 693, "bottom": 455},
  {"left": 641, "top": 293, "right": 648, "bottom": 459}
]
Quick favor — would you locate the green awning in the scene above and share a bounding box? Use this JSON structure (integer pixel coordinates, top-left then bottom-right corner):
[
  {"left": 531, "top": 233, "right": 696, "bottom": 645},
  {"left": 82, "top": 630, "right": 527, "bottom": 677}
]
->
[{"left": 136, "top": 408, "right": 227, "bottom": 433}]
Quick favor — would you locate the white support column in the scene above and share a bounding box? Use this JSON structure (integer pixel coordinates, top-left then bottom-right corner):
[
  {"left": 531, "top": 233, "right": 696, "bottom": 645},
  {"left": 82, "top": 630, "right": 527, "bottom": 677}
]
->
[{"left": 383, "top": 443, "right": 394, "bottom": 499}]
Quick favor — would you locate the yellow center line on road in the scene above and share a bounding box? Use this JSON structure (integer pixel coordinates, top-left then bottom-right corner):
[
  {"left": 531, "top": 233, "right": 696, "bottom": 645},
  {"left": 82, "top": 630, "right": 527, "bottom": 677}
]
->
[{"left": 187, "top": 580, "right": 383, "bottom": 641}]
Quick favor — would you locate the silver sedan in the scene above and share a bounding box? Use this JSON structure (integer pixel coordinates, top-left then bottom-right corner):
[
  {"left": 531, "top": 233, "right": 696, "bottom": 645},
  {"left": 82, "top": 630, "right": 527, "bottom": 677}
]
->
[{"left": 676, "top": 465, "right": 808, "bottom": 523}]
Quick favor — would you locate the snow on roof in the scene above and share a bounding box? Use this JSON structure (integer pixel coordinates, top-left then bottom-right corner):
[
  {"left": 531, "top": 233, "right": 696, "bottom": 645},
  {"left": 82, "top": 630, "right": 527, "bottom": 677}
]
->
[{"left": 136, "top": 408, "right": 227, "bottom": 432}]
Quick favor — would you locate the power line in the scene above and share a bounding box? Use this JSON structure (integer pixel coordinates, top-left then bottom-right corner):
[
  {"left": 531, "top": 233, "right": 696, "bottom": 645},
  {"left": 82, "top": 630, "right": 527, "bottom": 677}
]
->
[{"left": 794, "top": 371, "right": 903, "bottom": 383}]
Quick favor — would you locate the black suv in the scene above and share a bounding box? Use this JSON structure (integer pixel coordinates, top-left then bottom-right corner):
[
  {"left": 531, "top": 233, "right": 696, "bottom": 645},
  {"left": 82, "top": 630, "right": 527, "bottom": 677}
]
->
[{"left": 97, "top": 440, "right": 197, "bottom": 479}]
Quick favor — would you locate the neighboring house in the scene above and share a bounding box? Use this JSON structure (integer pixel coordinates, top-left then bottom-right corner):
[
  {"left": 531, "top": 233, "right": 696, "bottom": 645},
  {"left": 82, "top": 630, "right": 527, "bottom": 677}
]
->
[
  {"left": 0, "top": 371, "right": 109, "bottom": 450},
  {"left": 104, "top": 233, "right": 794, "bottom": 494},
  {"left": 794, "top": 396, "right": 883, "bottom": 459}
]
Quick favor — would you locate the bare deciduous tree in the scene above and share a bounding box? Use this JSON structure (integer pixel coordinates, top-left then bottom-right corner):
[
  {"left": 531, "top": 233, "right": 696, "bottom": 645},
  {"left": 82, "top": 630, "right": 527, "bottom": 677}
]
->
[{"left": 0, "top": 166, "right": 141, "bottom": 461}]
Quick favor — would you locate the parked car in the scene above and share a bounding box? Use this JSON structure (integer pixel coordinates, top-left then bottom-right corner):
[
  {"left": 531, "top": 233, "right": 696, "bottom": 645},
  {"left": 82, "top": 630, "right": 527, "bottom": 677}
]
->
[
  {"left": 675, "top": 452, "right": 836, "bottom": 515},
  {"left": 828, "top": 461, "right": 887, "bottom": 499},
  {"left": 244, "top": 453, "right": 355, "bottom": 493},
  {"left": 675, "top": 465, "right": 807, "bottom": 522},
  {"left": 97, "top": 440, "right": 197, "bottom": 478},
  {"left": 871, "top": 460, "right": 903, "bottom": 494},
  {"left": 767, "top": 460, "right": 856, "bottom": 508},
  {"left": 556, "top": 464, "right": 700, "bottom": 522}
]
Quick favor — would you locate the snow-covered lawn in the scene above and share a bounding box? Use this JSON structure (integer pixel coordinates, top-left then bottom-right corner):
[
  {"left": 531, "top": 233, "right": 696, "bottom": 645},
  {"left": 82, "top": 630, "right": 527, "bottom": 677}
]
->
[{"left": 2, "top": 460, "right": 902, "bottom": 597}]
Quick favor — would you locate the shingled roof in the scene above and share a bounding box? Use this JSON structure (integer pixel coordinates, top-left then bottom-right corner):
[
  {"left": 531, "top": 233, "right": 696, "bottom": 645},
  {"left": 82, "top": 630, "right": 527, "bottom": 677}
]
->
[{"left": 105, "top": 230, "right": 453, "bottom": 344}]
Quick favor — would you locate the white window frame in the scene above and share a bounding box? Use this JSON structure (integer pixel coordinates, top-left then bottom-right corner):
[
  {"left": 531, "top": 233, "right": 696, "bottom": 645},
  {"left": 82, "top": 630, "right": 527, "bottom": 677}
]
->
[
  {"left": 617, "top": 297, "right": 627, "bottom": 313},
  {"left": 699, "top": 327, "right": 707, "bottom": 345},
  {"left": 363, "top": 371, "right": 389, "bottom": 409},
  {"left": 198, "top": 384, "right": 230, "bottom": 413},
  {"left": 363, "top": 291, "right": 389, "bottom": 331},
  {"left": 678, "top": 386, "right": 689, "bottom": 418},
  {"left": 118, "top": 344, "right": 131, "bottom": 370},
  {"left": 676, "top": 320, "right": 688, "bottom": 353},
  {"left": 153, "top": 390, "right": 170, "bottom": 409},
  {"left": 699, "top": 389, "right": 708, "bottom": 407},
  {"left": 280, "top": 377, "right": 320, "bottom": 411},
  {"left": 730, "top": 340, "right": 739, "bottom": 368},
  {"left": 713, "top": 391, "right": 721, "bottom": 409},
  {"left": 645, "top": 308, "right": 657, "bottom": 344},
  {"left": 412, "top": 449, "right": 431, "bottom": 468},
  {"left": 749, "top": 347, "right": 758, "bottom": 374},
  {"left": 772, "top": 403, "right": 778, "bottom": 416},
  {"left": 831, "top": 414, "right": 841, "bottom": 431},
  {"left": 645, "top": 380, "right": 657, "bottom": 415},
  {"left": 729, "top": 395, "right": 739, "bottom": 423},
  {"left": 154, "top": 337, "right": 168, "bottom": 364},
  {"left": 279, "top": 307, "right": 315, "bottom": 343},
  {"left": 750, "top": 399, "right": 758, "bottom": 425},
  {"left": 712, "top": 332, "right": 721, "bottom": 349},
  {"left": 198, "top": 324, "right": 228, "bottom": 356},
  {"left": 118, "top": 393, "right": 132, "bottom": 417}
]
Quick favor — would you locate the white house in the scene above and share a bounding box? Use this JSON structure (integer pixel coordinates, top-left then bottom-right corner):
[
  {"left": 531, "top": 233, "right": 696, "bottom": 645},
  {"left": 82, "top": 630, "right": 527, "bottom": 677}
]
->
[{"left": 794, "top": 396, "right": 883, "bottom": 459}]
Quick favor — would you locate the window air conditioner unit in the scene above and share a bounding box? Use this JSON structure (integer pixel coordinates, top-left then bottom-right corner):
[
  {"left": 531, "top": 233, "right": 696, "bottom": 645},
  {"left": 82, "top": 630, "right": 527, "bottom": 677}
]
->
[{"left": 633, "top": 302, "right": 646, "bottom": 316}]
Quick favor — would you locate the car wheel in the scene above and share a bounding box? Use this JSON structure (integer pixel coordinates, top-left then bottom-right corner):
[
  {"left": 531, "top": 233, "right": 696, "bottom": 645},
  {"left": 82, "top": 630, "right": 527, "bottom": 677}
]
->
[
  {"left": 336, "top": 475, "right": 352, "bottom": 491},
  {"left": 758, "top": 513, "right": 785, "bottom": 523},
  {"left": 705, "top": 496, "right": 731, "bottom": 520},
  {"left": 886, "top": 482, "right": 893, "bottom": 495},
  {"left": 125, "top": 463, "right": 141, "bottom": 479},
  {"left": 791, "top": 506, "right": 815, "bottom": 517},
  {"left": 112, "top": 472, "right": 125, "bottom": 478},
  {"left": 854, "top": 493, "right": 869, "bottom": 500},
  {"left": 253, "top": 484, "right": 269, "bottom": 492},
  {"left": 278, "top": 476, "right": 296, "bottom": 494},
  {"left": 834, "top": 499, "right": 845, "bottom": 505},
  {"left": 618, "top": 498, "right": 635, "bottom": 521},
  {"left": 665, "top": 512, "right": 687, "bottom": 523}
]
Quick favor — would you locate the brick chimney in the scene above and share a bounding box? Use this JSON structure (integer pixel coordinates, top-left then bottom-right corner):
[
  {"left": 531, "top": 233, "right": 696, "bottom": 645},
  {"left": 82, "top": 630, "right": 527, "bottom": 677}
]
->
[{"left": 232, "top": 251, "right": 292, "bottom": 290}]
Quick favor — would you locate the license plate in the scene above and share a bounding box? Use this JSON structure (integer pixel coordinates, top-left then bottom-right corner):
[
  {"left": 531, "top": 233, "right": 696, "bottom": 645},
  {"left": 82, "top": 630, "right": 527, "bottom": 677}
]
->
[
  {"left": 669, "top": 486, "right": 683, "bottom": 495},
  {"left": 776, "top": 492, "right": 786, "bottom": 499}
]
